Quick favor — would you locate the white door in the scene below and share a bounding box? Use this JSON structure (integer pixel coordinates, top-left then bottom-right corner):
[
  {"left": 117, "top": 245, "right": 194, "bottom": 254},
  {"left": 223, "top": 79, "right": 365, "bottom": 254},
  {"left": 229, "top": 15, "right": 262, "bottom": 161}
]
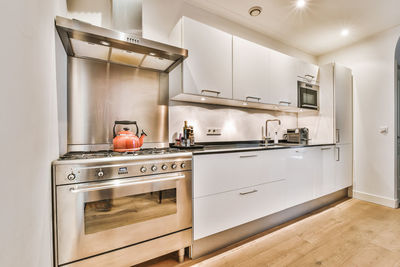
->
[
  {"left": 335, "top": 144, "right": 353, "bottom": 190},
  {"left": 267, "top": 49, "right": 298, "bottom": 106},
  {"left": 334, "top": 64, "right": 353, "bottom": 144},
  {"left": 314, "top": 146, "right": 335, "bottom": 198},
  {"left": 182, "top": 17, "right": 232, "bottom": 98},
  {"left": 297, "top": 60, "right": 319, "bottom": 83},
  {"left": 233, "top": 36, "right": 269, "bottom": 103}
]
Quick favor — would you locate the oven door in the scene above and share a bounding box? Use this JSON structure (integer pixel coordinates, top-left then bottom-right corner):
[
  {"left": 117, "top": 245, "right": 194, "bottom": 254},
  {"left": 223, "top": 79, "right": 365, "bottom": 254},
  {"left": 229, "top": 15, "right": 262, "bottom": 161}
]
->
[
  {"left": 298, "top": 85, "right": 319, "bottom": 110},
  {"left": 56, "top": 171, "right": 192, "bottom": 265}
]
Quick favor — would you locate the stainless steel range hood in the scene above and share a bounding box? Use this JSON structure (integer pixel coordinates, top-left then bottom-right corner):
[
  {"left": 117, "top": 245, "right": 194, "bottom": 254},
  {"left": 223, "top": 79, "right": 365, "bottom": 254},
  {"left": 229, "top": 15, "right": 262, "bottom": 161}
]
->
[{"left": 55, "top": 16, "right": 188, "bottom": 73}]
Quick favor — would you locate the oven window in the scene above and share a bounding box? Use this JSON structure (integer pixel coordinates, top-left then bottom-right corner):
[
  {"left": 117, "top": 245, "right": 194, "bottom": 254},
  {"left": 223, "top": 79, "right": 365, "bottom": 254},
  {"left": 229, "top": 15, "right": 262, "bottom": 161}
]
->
[
  {"left": 84, "top": 189, "right": 177, "bottom": 234},
  {"left": 300, "top": 88, "right": 318, "bottom": 106}
]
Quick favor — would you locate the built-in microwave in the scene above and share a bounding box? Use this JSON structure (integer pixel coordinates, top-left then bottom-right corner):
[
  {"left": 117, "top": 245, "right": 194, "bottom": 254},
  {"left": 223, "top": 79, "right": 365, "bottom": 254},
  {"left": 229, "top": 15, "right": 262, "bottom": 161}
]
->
[{"left": 298, "top": 81, "right": 319, "bottom": 110}]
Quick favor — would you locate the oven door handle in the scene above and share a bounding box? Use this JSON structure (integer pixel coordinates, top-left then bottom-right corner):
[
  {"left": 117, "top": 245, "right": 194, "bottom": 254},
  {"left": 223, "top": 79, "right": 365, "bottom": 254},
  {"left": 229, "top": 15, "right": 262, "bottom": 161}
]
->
[{"left": 69, "top": 173, "right": 185, "bottom": 193}]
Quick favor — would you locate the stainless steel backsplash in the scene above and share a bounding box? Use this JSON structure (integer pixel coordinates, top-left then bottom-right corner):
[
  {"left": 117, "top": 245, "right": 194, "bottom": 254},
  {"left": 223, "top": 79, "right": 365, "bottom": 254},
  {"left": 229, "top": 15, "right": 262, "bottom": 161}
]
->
[{"left": 67, "top": 57, "right": 169, "bottom": 151}]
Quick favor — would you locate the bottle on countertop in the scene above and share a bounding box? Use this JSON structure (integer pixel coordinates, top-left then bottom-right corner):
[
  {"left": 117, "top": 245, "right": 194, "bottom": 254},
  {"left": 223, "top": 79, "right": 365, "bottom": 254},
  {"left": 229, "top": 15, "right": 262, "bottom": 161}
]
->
[{"left": 274, "top": 131, "right": 279, "bottom": 144}]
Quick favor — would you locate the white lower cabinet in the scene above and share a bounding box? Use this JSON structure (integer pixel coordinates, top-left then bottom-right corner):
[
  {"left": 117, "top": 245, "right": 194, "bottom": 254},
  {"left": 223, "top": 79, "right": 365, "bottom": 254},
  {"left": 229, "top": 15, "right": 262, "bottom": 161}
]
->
[
  {"left": 193, "top": 179, "right": 287, "bottom": 240},
  {"left": 314, "top": 146, "right": 336, "bottom": 198},
  {"left": 335, "top": 144, "right": 353, "bottom": 190}
]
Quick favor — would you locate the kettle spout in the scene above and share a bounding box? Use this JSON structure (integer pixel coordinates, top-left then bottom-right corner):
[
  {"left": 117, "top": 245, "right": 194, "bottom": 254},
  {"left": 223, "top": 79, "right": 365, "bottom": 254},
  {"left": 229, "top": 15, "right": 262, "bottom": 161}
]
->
[{"left": 139, "top": 130, "right": 147, "bottom": 146}]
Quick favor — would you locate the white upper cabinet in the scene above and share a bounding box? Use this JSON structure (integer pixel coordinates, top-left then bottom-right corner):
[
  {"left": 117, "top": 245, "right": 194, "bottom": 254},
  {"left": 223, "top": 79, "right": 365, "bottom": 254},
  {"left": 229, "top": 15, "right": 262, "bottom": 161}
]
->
[
  {"left": 334, "top": 64, "right": 353, "bottom": 144},
  {"left": 266, "top": 49, "right": 298, "bottom": 107},
  {"left": 297, "top": 60, "right": 320, "bottom": 83},
  {"left": 232, "top": 36, "right": 269, "bottom": 103},
  {"left": 182, "top": 17, "right": 233, "bottom": 98}
]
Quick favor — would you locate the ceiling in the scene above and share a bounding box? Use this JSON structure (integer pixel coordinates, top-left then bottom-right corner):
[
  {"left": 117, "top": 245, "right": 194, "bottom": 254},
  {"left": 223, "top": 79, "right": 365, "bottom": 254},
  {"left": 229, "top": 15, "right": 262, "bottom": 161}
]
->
[{"left": 186, "top": 0, "right": 400, "bottom": 56}]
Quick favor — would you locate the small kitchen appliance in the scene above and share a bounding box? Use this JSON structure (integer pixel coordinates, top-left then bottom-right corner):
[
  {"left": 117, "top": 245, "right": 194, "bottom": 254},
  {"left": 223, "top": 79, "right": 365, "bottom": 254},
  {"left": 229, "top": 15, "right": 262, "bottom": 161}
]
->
[
  {"left": 286, "top": 128, "right": 310, "bottom": 144},
  {"left": 298, "top": 81, "right": 319, "bottom": 110},
  {"left": 113, "top": 120, "right": 147, "bottom": 152}
]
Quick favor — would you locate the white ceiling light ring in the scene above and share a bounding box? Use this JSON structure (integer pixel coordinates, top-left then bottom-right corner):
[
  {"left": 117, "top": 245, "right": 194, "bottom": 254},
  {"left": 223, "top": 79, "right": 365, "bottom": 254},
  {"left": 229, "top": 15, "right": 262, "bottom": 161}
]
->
[
  {"left": 249, "top": 6, "right": 262, "bottom": 16},
  {"left": 296, "top": 0, "right": 306, "bottom": 8}
]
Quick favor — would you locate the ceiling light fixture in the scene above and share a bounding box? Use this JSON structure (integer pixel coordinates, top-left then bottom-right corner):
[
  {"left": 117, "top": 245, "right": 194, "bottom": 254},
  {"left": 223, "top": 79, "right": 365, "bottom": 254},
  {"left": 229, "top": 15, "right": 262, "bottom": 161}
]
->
[
  {"left": 249, "top": 6, "right": 262, "bottom": 16},
  {"left": 341, "top": 28, "right": 349, "bottom": 36},
  {"left": 296, "top": 0, "right": 306, "bottom": 8}
]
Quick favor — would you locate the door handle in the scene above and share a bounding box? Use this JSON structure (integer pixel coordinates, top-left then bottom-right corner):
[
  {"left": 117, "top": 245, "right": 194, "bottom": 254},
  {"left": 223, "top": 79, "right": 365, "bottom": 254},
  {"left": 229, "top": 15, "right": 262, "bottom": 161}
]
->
[
  {"left": 246, "top": 96, "right": 261, "bottom": 102},
  {"left": 279, "top": 100, "right": 291, "bottom": 105},
  {"left": 321, "top": 147, "right": 332, "bottom": 150},
  {"left": 69, "top": 173, "right": 185, "bottom": 193},
  {"left": 239, "top": 189, "right": 258, "bottom": 195},
  {"left": 336, "top": 147, "right": 340, "bottom": 161},
  {"left": 239, "top": 155, "right": 258, "bottom": 158},
  {"left": 201, "top": 89, "right": 221, "bottom": 96}
]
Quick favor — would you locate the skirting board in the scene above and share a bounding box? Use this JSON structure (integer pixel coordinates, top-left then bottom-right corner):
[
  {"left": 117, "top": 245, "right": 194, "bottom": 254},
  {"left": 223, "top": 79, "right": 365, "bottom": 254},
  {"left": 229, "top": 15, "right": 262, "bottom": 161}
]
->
[
  {"left": 353, "top": 190, "right": 399, "bottom": 208},
  {"left": 191, "top": 188, "right": 348, "bottom": 259}
]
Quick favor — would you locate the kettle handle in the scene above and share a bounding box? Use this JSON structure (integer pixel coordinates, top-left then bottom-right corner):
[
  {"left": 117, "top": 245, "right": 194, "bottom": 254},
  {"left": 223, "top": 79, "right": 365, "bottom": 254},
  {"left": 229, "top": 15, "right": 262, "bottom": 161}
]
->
[{"left": 113, "top": 121, "right": 139, "bottom": 138}]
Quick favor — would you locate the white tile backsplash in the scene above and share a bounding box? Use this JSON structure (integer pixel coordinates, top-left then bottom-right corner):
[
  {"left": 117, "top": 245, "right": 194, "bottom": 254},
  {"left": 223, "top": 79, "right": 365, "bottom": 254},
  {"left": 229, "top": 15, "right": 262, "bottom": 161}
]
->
[{"left": 169, "top": 101, "right": 298, "bottom": 142}]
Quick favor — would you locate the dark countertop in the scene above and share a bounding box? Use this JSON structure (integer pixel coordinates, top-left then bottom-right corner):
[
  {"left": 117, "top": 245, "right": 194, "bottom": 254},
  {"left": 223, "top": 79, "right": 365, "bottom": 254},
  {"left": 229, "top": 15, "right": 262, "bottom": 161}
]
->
[{"left": 173, "top": 141, "right": 336, "bottom": 155}]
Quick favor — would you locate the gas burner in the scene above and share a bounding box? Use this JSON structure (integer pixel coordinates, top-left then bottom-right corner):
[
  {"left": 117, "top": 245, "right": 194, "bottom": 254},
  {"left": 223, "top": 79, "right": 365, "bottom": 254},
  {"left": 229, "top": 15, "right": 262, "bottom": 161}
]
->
[{"left": 60, "top": 147, "right": 184, "bottom": 160}]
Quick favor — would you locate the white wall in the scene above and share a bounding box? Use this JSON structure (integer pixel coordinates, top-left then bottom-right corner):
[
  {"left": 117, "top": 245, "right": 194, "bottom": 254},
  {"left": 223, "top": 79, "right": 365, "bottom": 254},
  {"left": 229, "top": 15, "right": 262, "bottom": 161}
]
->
[
  {"left": 169, "top": 101, "right": 297, "bottom": 142},
  {"left": 319, "top": 25, "right": 400, "bottom": 208},
  {"left": 0, "top": 0, "right": 61, "bottom": 266}
]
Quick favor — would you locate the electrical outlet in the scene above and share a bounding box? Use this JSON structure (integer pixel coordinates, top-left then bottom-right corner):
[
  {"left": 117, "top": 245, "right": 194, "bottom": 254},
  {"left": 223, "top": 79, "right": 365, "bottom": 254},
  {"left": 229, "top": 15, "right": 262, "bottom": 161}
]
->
[{"left": 207, "top": 128, "right": 222, "bottom": 135}]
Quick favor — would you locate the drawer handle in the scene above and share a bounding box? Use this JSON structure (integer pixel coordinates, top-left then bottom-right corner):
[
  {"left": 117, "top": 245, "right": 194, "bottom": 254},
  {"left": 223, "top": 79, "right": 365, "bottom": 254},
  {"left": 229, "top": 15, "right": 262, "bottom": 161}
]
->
[
  {"left": 239, "top": 189, "right": 258, "bottom": 195},
  {"left": 239, "top": 155, "right": 258, "bottom": 158},
  {"left": 321, "top": 147, "right": 332, "bottom": 150}
]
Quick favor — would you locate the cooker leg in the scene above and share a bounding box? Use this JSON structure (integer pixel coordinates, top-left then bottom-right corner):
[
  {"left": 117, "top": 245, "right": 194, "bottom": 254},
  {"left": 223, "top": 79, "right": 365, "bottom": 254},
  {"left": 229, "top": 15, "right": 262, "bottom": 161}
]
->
[{"left": 178, "top": 248, "right": 185, "bottom": 263}]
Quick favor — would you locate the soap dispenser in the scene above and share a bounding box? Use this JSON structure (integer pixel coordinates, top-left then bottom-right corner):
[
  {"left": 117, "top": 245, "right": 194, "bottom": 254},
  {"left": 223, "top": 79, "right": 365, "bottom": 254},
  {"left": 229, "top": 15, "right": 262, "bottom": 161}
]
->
[{"left": 274, "top": 131, "right": 279, "bottom": 144}]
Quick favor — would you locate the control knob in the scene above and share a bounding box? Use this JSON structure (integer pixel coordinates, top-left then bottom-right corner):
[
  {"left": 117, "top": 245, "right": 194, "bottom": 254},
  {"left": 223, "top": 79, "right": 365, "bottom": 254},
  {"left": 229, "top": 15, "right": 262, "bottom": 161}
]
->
[
  {"left": 151, "top": 165, "right": 157, "bottom": 172},
  {"left": 97, "top": 170, "right": 104, "bottom": 177},
  {"left": 161, "top": 164, "right": 168, "bottom": 170},
  {"left": 67, "top": 173, "right": 76, "bottom": 181},
  {"left": 171, "top": 163, "right": 177, "bottom": 169},
  {"left": 181, "top": 163, "right": 186, "bottom": 169},
  {"left": 140, "top": 166, "right": 147, "bottom": 173}
]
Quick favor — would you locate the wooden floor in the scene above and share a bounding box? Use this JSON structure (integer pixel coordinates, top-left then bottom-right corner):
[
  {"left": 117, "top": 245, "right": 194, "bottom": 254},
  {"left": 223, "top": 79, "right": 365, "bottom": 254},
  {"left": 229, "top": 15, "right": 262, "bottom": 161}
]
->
[{"left": 137, "top": 198, "right": 400, "bottom": 267}]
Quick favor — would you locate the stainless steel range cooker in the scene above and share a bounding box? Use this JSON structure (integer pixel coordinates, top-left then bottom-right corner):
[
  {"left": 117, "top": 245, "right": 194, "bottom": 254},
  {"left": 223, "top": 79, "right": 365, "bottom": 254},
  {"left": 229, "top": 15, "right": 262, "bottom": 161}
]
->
[{"left": 52, "top": 148, "right": 192, "bottom": 267}]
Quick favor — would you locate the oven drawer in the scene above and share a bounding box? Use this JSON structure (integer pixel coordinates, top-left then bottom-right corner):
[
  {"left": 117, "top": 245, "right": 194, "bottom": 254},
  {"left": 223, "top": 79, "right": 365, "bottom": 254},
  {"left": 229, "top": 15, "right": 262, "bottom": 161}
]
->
[
  {"left": 193, "top": 179, "right": 287, "bottom": 240},
  {"left": 56, "top": 171, "right": 192, "bottom": 265}
]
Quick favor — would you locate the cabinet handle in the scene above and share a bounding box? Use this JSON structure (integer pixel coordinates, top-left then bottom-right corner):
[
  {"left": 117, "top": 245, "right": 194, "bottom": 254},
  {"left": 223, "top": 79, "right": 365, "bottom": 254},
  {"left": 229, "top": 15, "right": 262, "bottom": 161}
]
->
[
  {"left": 279, "top": 100, "right": 291, "bottom": 105},
  {"left": 321, "top": 147, "right": 332, "bottom": 150},
  {"left": 305, "top": 74, "right": 315, "bottom": 79},
  {"left": 246, "top": 96, "right": 261, "bottom": 102},
  {"left": 336, "top": 147, "right": 340, "bottom": 161},
  {"left": 201, "top": 89, "right": 221, "bottom": 96},
  {"left": 239, "top": 155, "right": 258, "bottom": 158},
  {"left": 336, "top": 129, "right": 340, "bottom": 143},
  {"left": 239, "top": 189, "right": 258, "bottom": 195}
]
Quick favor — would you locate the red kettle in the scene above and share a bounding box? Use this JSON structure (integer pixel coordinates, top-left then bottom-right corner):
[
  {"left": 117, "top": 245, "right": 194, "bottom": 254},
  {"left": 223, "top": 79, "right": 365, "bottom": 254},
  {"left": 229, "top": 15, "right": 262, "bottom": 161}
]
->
[{"left": 113, "top": 121, "right": 147, "bottom": 152}]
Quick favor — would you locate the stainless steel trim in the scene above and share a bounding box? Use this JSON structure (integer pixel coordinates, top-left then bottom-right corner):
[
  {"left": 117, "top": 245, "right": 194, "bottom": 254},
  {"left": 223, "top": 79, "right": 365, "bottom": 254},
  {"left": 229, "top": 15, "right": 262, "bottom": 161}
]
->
[
  {"left": 239, "top": 189, "right": 258, "bottom": 195},
  {"left": 301, "top": 104, "right": 319, "bottom": 108},
  {"left": 336, "top": 129, "right": 340, "bottom": 143},
  {"left": 201, "top": 89, "right": 221, "bottom": 96},
  {"left": 69, "top": 173, "right": 185, "bottom": 193},
  {"left": 239, "top": 155, "right": 258, "bottom": 158},
  {"left": 246, "top": 96, "right": 261, "bottom": 102},
  {"left": 55, "top": 16, "right": 188, "bottom": 73}
]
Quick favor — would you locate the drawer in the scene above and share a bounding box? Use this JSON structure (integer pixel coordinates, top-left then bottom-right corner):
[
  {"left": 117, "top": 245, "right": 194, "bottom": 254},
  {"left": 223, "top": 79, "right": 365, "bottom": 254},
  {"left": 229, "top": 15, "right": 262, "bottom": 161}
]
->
[
  {"left": 193, "top": 179, "right": 287, "bottom": 240},
  {"left": 193, "top": 149, "right": 288, "bottom": 198}
]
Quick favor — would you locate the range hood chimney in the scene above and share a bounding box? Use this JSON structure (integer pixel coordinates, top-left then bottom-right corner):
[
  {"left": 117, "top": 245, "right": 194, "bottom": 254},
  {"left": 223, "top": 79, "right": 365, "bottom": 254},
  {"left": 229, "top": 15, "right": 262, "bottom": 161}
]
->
[
  {"left": 111, "top": 0, "right": 143, "bottom": 36},
  {"left": 55, "top": 1, "right": 187, "bottom": 73}
]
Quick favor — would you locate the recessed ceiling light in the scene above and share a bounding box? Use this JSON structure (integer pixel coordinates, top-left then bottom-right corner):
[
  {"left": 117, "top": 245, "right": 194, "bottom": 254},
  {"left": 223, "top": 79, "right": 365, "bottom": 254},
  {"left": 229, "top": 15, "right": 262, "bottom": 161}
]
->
[
  {"left": 100, "top": 41, "right": 110, "bottom": 46},
  {"left": 249, "top": 6, "right": 262, "bottom": 16},
  {"left": 341, "top": 29, "right": 349, "bottom": 36},
  {"left": 296, "top": 0, "right": 306, "bottom": 8}
]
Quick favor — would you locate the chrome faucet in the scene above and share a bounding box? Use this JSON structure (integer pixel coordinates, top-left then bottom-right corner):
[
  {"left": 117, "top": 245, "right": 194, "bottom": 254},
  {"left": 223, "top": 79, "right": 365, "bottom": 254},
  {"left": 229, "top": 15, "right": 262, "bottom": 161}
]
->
[{"left": 265, "top": 119, "right": 281, "bottom": 143}]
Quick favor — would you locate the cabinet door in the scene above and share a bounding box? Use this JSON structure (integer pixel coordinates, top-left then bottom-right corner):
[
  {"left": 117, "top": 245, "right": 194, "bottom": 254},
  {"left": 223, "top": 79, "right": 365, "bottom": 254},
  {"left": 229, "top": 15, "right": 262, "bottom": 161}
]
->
[
  {"left": 287, "top": 147, "right": 319, "bottom": 207},
  {"left": 267, "top": 50, "right": 298, "bottom": 106},
  {"left": 334, "top": 64, "right": 353, "bottom": 144},
  {"left": 335, "top": 144, "right": 353, "bottom": 190},
  {"left": 182, "top": 17, "right": 232, "bottom": 98},
  {"left": 314, "top": 146, "right": 335, "bottom": 198},
  {"left": 297, "top": 60, "right": 319, "bottom": 83},
  {"left": 233, "top": 36, "right": 269, "bottom": 103}
]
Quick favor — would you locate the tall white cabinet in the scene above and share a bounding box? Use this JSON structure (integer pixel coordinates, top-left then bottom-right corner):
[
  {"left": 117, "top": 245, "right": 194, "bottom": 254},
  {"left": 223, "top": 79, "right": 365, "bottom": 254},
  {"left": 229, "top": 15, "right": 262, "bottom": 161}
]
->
[{"left": 334, "top": 64, "right": 353, "bottom": 189}]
